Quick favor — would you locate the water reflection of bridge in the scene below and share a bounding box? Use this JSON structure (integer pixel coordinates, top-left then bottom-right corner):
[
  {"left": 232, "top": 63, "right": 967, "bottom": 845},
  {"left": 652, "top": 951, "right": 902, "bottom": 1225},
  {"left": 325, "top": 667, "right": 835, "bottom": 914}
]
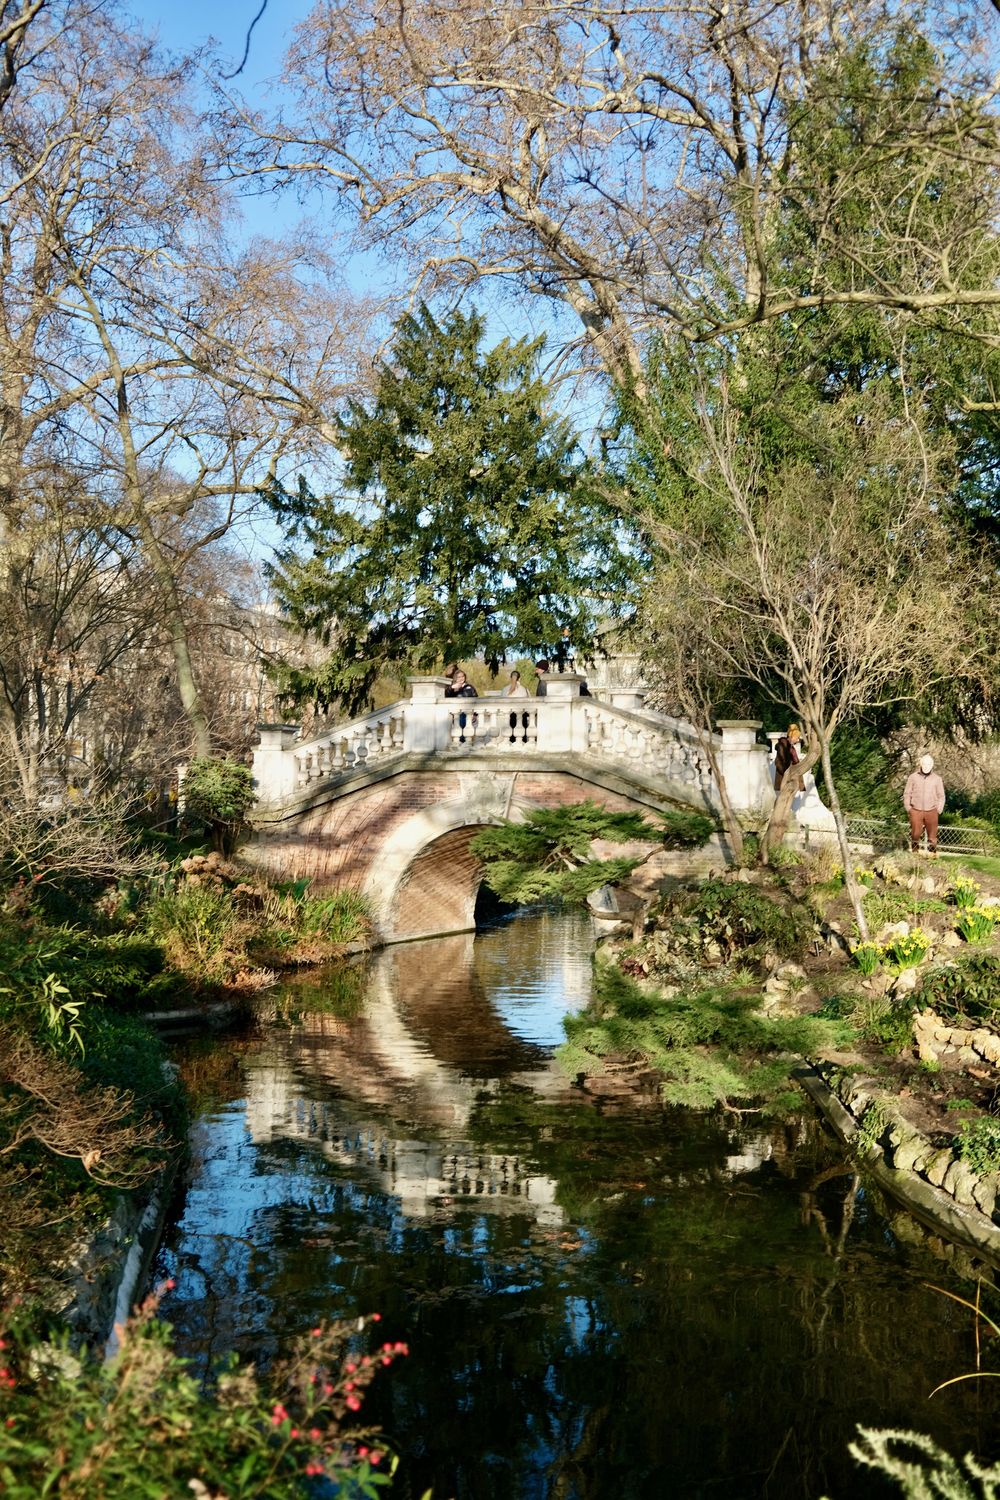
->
[
  {"left": 242, "top": 915, "right": 778, "bottom": 1224},
  {"left": 243, "top": 919, "right": 593, "bottom": 1223}
]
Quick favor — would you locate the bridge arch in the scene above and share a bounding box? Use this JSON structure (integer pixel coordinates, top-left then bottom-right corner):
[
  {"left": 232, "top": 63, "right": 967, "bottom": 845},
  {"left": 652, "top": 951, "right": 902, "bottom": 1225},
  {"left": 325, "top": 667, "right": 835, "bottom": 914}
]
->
[{"left": 362, "top": 794, "right": 521, "bottom": 942}]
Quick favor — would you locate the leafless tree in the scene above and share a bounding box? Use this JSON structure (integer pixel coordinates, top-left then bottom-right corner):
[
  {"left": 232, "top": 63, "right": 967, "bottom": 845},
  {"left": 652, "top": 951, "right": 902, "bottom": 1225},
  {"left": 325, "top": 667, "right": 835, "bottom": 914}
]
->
[
  {"left": 223, "top": 0, "right": 1000, "bottom": 394},
  {"left": 0, "top": 4, "right": 372, "bottom": 763},
  {"left": 649, "top": 389, "right": 990, "bottom": 936}
]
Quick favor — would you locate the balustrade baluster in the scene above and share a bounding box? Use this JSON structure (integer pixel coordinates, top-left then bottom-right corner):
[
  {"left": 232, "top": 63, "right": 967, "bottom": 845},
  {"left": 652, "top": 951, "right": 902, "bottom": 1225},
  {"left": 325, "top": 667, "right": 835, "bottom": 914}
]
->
[{"left": 329, "top": 737, "right": 345, "bottom": 773}]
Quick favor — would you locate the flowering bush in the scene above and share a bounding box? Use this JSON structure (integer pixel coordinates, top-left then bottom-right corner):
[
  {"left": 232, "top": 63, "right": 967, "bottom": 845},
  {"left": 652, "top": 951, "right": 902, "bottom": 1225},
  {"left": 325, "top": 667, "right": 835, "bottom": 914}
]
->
[
  {"left": 957, "top": 906, "right": 998, "bottom": 946},
  {"left": 952, "top": 877, "right": 982, "bottom": 910},
  {"left": 854, "top": 867, "right": 876, "bottom": 889},
  {"left": 0, "top": 1287, "right": 405, "bottom": 1499},
  {"left": 851, "top": 941, "right": 884, "bottom": 976},
  {"left": 884, "top": 928, "right": 932, "bottom": 972}
]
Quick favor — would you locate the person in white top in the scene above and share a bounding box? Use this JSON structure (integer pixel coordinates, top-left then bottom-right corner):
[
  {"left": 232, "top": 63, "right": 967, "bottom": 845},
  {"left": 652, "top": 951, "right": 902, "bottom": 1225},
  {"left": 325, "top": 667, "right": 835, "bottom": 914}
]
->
[{"left": 506, "top": 669, "right": 529, "bottom": 743}]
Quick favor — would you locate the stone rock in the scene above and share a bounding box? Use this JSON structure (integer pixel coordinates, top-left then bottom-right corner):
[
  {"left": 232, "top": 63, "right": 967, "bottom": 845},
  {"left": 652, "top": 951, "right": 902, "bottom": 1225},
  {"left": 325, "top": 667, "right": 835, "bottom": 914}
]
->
[
  {"left": 941, "top": 929, "right": 963, "bottom": 949},
  {"left": 944, "top": 1159, "right": 980, "bottom": 1208},
  {"left": 878, "top": 920, "right": 911, "bottom": 944},
  {"left": 775, "top": 962, "right": 808, "bottom": 982},
  {"left": 957, "top": 1046, "right": 979, "bottom": 1068},
  {"left": 921, "top": 877, "right": 938, "bottom": 895},
  {"left": 924, "top": 1149, "right": 954, "bottom": 1188},
  {"left": 978, "top": 1034, "right": 1000, "bottom": 1065},
  {"left": 892, "top": 1136, "right": 926, "bottom": 1173},
  {"left": 891, "top": 967, "right": 920, "bottom": 997},
  {"left": 974, "top": 1178, "right": 998, "bottom": 1219}
]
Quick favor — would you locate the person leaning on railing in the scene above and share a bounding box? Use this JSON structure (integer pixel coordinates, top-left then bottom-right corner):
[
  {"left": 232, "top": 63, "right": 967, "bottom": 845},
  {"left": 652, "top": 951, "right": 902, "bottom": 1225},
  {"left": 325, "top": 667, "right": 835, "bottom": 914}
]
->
[
  {"left": 903, "top": 755, "right": 946, "bottom": 858},
  {"left": 444, "top": 666, "right": 478, "bottom": 743}
]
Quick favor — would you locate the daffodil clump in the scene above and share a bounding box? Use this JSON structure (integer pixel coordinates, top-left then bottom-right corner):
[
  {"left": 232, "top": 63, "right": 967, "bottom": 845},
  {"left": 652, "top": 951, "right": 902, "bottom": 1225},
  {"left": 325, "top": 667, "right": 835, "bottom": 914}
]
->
[
  {"left": 957, "top": 906, "right": 999, "bottom": 945},
  {"left": 884, "top": 928, "right": 932, "bottom": 972},
  {"left": 851, "top": 941, "right": 884, "bottom": 975},
  {"left": 952, "top": 877, "right": 982, "bottom": 910}
]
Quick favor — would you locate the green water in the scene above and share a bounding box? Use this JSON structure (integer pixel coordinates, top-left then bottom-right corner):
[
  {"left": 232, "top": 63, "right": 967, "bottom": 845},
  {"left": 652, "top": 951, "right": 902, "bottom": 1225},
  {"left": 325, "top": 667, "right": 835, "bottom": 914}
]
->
[{"left": 157, "top": 911, "right": 1000, "bottom": 1499}]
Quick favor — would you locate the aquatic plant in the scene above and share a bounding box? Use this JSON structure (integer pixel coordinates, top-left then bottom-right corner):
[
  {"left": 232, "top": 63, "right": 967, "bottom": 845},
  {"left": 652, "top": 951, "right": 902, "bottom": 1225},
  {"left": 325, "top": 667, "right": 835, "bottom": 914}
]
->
[{"left": 0, "top": 1288, "right": 406, "bottom": 1499}]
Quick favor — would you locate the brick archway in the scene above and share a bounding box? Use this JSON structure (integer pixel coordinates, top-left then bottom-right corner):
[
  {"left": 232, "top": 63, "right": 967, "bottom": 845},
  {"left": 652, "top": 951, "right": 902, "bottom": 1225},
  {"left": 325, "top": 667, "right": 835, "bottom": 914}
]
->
[{"left": 389, "top": 823, "right": 491, "bottom": 942}]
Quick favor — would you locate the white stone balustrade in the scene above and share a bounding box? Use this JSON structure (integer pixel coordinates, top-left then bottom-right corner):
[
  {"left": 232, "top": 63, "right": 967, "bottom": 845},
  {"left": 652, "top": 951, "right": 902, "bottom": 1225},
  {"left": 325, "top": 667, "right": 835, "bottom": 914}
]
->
[{"left": 251, "top": 677, "right": 780, "bottom": 822}]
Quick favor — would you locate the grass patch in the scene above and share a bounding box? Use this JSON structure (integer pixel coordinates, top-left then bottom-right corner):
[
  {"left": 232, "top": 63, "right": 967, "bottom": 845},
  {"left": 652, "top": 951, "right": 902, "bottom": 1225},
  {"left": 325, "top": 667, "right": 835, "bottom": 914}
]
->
[{"left": 560, "top": 966, "right": 851, "bottom": 1113}]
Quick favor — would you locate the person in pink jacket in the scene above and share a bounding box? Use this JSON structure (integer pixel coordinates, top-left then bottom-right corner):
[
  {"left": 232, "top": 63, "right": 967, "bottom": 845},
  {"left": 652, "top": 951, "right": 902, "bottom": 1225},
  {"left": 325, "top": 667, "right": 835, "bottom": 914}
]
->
[{"left": 903, "top": 755, "right": 946, "bottom": 856}]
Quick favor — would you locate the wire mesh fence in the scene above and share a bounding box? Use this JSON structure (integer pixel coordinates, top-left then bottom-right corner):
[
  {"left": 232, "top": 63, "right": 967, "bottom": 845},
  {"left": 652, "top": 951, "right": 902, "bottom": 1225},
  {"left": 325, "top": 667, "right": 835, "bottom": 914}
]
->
[{"left": 800, "top": 817, "right": 1000, "bottom": 856}]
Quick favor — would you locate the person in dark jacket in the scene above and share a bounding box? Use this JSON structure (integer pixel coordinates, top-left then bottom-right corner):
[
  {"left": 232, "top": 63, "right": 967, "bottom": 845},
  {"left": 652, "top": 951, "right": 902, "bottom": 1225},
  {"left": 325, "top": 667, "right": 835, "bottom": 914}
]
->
[
  {"left": 773, "top": 724, "right": 802, "bottom": 792},
  {"left": 534, "top": 659, "right": 549, "bottom": 697},
  {"left": 444, "top": 667, "right": 478, "bottom": 742}
]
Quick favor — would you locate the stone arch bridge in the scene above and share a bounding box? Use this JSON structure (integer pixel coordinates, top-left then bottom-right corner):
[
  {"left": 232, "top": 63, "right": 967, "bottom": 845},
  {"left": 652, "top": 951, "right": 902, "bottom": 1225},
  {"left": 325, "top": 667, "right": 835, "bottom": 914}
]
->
[{"left": 246, "top": 673, "right": 782, "bottom": 943}]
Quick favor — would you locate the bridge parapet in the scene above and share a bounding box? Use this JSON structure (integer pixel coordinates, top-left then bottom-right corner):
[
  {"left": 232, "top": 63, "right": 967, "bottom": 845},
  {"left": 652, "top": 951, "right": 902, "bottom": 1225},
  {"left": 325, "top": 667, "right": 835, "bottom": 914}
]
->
[{"left": 252, "top": 677, "right": 773, "bottom": 818}]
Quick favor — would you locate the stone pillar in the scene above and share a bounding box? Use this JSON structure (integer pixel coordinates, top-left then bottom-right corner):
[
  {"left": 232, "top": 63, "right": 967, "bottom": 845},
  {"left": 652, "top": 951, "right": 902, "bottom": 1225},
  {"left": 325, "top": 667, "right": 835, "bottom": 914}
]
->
[
  {"left": 252, "top": 724, "right": 300, "bottom": 806},
  {"left": 608, "top": 687, "right": 647, "bottom": 713},
  {"left": 404, "top": 676, "right": 451, "bottom": 754},
  {"left": 542, "top": 673, "right": 584, "bottom": 754},
  {"left": 716, "top": 720, "right": 773, "bottom": 816}
]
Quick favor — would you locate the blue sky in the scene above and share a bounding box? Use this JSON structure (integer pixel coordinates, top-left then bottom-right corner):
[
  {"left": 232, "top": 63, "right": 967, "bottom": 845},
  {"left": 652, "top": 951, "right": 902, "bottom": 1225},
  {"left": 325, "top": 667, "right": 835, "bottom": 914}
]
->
[{"left": 134, "top": 0, "right": 311, "bottom": 93}]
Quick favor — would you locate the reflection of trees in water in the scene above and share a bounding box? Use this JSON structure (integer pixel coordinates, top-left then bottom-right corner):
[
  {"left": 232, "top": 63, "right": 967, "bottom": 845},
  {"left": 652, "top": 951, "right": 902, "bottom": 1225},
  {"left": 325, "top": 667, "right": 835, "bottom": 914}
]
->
[{"left": 160, "top": 919, "right": 1000, "bottom": 1500}]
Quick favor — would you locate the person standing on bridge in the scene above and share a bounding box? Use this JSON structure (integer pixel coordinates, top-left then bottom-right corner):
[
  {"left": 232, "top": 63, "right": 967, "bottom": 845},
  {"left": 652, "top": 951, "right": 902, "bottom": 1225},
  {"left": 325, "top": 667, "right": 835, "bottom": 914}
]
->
[
  {"left": 506, "top": 669, "right": 529, "bottom": 743},
  {"left": 534, "top": 659, "right": 549, "bottom": 697},
  {"left": 445, "top": 666, "right": 478, "bottom": 743},
  {"left": 773, "top": 724, "right": 802, "bottom": 792}
]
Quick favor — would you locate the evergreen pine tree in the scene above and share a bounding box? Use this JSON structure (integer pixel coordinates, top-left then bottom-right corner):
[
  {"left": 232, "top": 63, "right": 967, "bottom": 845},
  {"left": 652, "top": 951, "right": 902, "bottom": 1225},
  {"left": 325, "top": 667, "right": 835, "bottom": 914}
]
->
[{"left": 268, "top": 305, "right": 633, "bottom": 714}]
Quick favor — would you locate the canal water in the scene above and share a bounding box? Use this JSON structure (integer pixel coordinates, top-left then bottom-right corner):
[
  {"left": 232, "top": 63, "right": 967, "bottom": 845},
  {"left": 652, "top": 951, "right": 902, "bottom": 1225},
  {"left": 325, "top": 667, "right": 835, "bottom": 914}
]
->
[{"left": 156, "top": 912, "right": 1000, "bottom": 1499}]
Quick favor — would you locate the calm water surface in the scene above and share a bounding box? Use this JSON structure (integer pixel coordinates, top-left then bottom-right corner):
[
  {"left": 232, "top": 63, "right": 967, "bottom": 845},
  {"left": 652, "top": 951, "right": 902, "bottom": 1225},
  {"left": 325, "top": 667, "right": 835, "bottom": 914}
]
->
[{"left": 156, "top": 912, "right": 1000, "bottom": 1499}]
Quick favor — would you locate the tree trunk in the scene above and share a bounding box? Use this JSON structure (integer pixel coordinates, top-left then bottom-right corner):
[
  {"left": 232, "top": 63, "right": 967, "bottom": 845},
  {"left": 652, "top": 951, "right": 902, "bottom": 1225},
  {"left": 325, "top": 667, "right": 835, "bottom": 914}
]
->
[
  {"left": 696, "top": 730, "right": 743, "bottom": 864},
  {"left": 761, "top": 744, "right": 821, "bottom": 862},
  {"left": 820, "top": 737, "right": 869, "bottom": 942}
]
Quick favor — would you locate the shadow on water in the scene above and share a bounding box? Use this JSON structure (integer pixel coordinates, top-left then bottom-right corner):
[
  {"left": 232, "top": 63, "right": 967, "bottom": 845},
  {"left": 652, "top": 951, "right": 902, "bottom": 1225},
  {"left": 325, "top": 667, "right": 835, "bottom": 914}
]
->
[{"left": 156, "top": 911, "right": 1000, "bottom": 1500}]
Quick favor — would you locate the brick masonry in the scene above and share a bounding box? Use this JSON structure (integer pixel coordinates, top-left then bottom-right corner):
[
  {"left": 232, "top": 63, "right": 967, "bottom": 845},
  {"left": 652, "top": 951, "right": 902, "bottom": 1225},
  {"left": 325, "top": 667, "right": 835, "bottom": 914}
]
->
[{"left": 244, "top": 763, "right": 666, "bottom": 941}]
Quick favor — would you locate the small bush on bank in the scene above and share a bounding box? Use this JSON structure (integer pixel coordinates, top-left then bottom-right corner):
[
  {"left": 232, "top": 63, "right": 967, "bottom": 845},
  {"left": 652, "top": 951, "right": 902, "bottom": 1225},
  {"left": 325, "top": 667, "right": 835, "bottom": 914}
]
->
[
  {"left": 914, "top": 956, "right": 1000, "bottom": 1025},
  {"left": 685, "top": 879, "right": 811, "bottom": 960},
  {"left": 0, "top": 1294, "right": 403, "bottom": 1498},
  {"left": 956, "top": 1117, "right": 1000, "bottom": 1177}
]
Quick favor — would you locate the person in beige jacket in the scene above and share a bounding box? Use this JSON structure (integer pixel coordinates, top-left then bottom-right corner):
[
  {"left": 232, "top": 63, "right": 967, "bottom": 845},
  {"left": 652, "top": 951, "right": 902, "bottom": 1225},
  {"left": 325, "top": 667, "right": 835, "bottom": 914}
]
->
[{"left": 903, "top": 755, "right": 946, "bottom": 856}]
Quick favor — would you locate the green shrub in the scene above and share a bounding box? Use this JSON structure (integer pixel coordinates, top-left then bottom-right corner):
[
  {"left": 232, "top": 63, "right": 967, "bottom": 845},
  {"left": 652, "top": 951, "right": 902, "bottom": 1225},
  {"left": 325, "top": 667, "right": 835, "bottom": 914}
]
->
[
  {"left": 956, "top": 1117, "right": 1000, "bottom": 1177},
  {"left": 686, "top": 879, "right": 811, "bottom": 959},
  {"left": 560, "top": 965, "right": 851, "bottom": 1112},
  {"left": 0, "top": 1294, "right": 402, "bottom": 1498},
  {"left": 913, "top": 956, "right": 1000, "bottom": 1024},
  {"left": 183, "top": 758, "right": 255, "bottom": 855}
]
